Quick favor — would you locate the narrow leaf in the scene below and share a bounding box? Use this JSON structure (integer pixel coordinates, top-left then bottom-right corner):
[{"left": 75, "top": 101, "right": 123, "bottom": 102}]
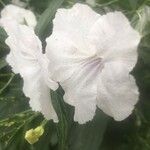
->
[
  {"left": 0, "top": 58, "right": 7, "bottom": 70},
  {"left": 35, "top": 0, "right": 64, "bottom": 39},
  {"left": 51, "top": 88, "right": 69, "bottom": 150},
  {"left": 69, "top": 110, "right": 109, "bottom": 150}
]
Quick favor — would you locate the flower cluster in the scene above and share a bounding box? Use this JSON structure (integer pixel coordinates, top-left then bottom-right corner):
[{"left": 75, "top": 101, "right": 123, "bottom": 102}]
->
[{"left": 0, "top": 3, "right": 141, "bottom": 124}]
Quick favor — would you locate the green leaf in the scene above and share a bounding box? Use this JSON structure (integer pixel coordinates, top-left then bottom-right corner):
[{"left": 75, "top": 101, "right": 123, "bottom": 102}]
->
[
  {"left": 69, "top": 110, "right": 109, "bottom": 150},
  {"left": 0, "top": 72, "right": 31, "bottom": 120},
  {"left": 0, "top": 58, "right": 7, "bottom": 70},
  {"left": 35, "top": 0, "right": 64, "bottom": 39},
  {"left": 0, "top": 27, "right": 7, "bottom": 41},
  {"left": 138, "top": 34, "right": 150, "bottom": 66},
  {"left": 29, "top": 0, "right": 50, "bottom": 14},
  {"left": 132, "top": 5, "right": 150, "bottom": 36},
  {"left": 51, "top": 88, "right": 109, "bottom": 150},
  {"left": 131, "top": 6, "right": 150, "bottom": 66},
  {"left": 51, "top": 88, "right": 69, "bottom": 150},
  {"left": 0, "top": 27, "right": 8, "bottom": 52}
]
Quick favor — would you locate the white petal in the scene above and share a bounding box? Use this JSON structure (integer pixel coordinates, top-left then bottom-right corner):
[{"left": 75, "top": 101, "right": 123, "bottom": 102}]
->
[
  {"left": 23, "top": 10, "right": 37, "bottom": 28},
  {"left": 1, "top": 20, "right": 58, "bottom": 121},
  {"left": 61, "top": 57, "right": 102, "bottom": 124},
  {"left": 1, "top": 4, "right": 37, "bottom": 28},
  {"left": 89, "top": 11, "right": 141, "bottom": 64},
  {"left": 52, "top": 3, "right": 100, "bottom": 54},
  {"left": 97, "top": 61, "right": 139, "bottom": 121},
  {"left": 46, "top": 3, "right": 100, "bottom": 82},
  {"left": 22, "top": 66, "right": 58, "bottom": 122},
  {"left": 46, "top": 32, "right": 88, "bottom": 83},
  {"left": 53, "top": 3, "right": 100, "bottom": 35}
]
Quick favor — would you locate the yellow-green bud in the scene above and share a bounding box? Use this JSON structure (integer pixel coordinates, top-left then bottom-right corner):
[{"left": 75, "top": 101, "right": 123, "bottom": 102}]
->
[
  {"left": 34, "top": 126, "right": 44, "bottom": 137},
  {"left": 25, "top": 126, "right": 44, "bottom": 145}
]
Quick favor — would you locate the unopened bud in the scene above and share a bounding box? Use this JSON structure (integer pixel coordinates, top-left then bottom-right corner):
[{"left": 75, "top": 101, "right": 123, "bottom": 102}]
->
[{"left": 25, "top": 126, "right": 44, "bottom": 144}]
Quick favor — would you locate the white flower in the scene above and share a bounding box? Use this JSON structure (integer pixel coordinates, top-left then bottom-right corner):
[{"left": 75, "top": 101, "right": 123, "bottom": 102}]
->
[
  {"left": 0, "top": 4, "right": 37, "bottom": 28},
  {"left": 46, "top": 3, "right": 141, "bottom": 124},
  {"left": 0, "top": 19, "right": 58, "bottom": 122}
]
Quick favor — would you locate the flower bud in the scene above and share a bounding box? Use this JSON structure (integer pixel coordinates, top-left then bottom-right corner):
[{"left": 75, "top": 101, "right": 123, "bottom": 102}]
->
[{"left": 25, "top": 126, "right": 44, "bottom": 144}]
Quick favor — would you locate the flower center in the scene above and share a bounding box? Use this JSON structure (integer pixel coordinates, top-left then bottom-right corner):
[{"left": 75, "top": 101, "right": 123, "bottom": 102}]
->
[{"left": 82, "top": 56, "right": 104, "bottom": 74}]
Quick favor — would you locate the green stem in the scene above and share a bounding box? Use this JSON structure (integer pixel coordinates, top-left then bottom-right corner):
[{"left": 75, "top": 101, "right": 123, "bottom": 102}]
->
[
  {"left": 31, "top": 145, "right": 35, "bottom": 150},
  {"left": 41, "top": 119, "right": 48, "bottom": 127}
]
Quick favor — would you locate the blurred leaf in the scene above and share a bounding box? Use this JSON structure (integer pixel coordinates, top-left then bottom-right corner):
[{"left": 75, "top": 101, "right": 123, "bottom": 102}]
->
[
  {"left": 51, "top": 88, "right": 109, "bottom": 150},
  {"left": 69, "top": 110, "right": 109, "bottom": 150},
  {"left": 96, "top": 0, "right": 143, "bottom": 11},
  {"left": 0, "top": 58, "right": 7, "bottom": 70},
  {"left": 29, "top": 0, "right": 50, "bottom": 14},
  {"left": 0, "top": 74, "right": 29, "bottom": 119},
  {"left": 35, "top": 0, "right": 64, "bottom": 39},
  {"left": 132, "top": 5, "right": 150, "bottom": 36},
  {"left": 0, "top": 27, "right": 8, "bottom": 54},
  {"left": 0, "top": 73, "right": 14, "bottom": 95},
  {"left": 138, "top": 34, "right": 150, "bottom": 66},
  {"left": 0, "top": 27, "right": 7, "bottom": 41},
  {"left": 132, "top": 5, "right": 150, "bottom": 66}
]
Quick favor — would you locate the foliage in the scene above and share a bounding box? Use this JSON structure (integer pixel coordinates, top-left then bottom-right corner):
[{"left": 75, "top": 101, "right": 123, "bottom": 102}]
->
[{"left": 0, "top": 0, "right": 150, "bottom": 150}]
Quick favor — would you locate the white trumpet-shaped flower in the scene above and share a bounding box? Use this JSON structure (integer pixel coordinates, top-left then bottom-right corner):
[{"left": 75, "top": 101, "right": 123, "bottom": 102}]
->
[
  {"left": 46, "top": 3, "right": 141, "bottom": 124},
  {"left": 0, "top": 19, "right": 58, "bottom": 122},
  {"left": 0, "top": 4, "right": 37, "bottom": 28}
]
